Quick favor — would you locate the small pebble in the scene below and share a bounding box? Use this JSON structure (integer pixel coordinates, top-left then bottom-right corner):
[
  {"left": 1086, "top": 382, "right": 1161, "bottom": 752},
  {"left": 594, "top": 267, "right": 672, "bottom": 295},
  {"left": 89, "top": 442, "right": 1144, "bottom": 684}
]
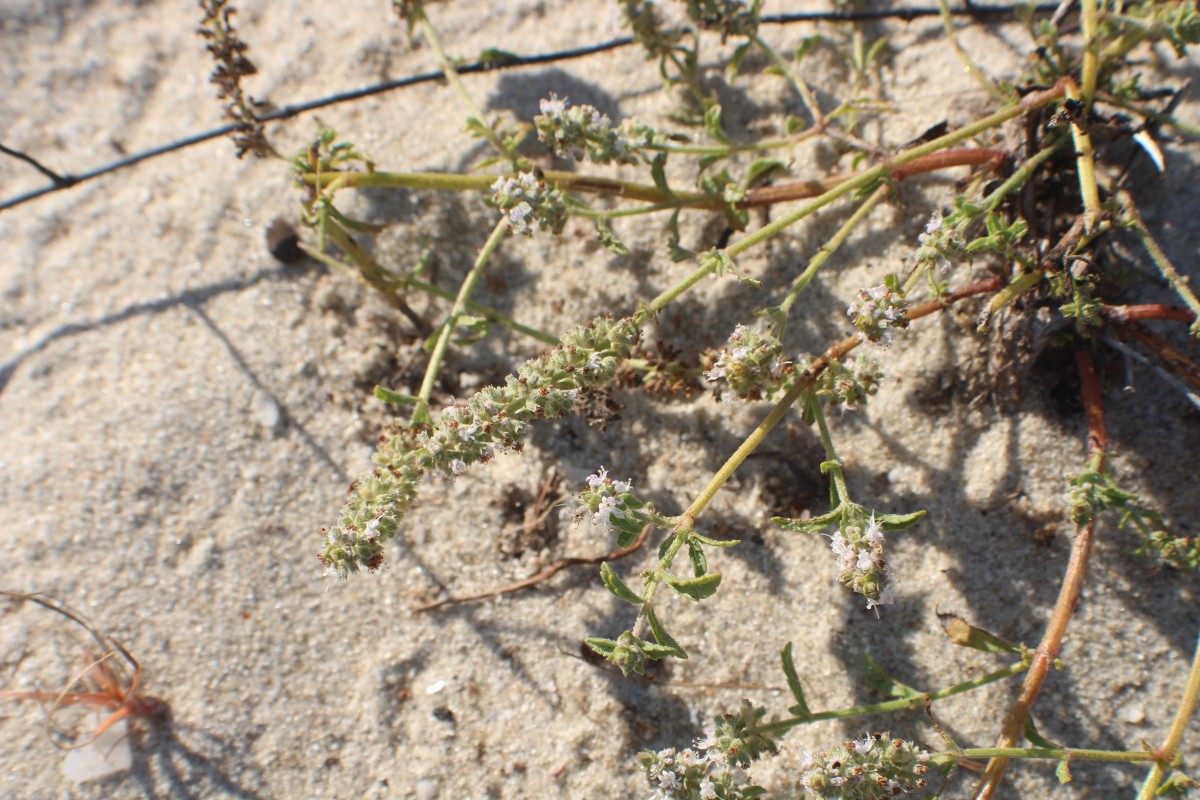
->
[
  {"left": 266, "top": 218, "right": 304, "bottom": 263},
  {"left": 251, "top": 390, "right": 282, "bottom": 431}
]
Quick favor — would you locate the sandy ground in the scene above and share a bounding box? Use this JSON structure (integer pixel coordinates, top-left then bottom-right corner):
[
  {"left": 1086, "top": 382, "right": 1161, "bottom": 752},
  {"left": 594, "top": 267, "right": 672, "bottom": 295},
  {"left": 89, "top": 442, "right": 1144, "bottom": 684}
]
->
[{"left": 1, "top": 2, "right": 1199, "bottom": 798}]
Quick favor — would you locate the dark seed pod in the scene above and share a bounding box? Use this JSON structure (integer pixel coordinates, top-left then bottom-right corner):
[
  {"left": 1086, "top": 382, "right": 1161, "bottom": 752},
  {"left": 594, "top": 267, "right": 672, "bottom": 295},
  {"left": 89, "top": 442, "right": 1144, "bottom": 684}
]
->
[{"left": 266, "top": 218, "right": 303, "bottom": 263}]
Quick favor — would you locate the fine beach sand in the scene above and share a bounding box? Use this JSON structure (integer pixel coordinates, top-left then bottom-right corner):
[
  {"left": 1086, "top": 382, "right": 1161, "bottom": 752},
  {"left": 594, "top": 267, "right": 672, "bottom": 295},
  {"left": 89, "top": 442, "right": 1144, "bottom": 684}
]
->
[{"left": 2, "top": 2, "right": 1199, "bottom": 798}]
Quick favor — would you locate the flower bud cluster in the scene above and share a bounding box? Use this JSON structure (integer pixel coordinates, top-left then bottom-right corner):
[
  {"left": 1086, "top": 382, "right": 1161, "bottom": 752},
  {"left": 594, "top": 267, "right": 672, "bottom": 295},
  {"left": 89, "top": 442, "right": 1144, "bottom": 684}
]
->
[
  {"left": 319, "top": 316, "right": 640, "bottom": 579},
  {"left": 684, "top": 0, "right": 760, "bottom": 42},
  {"left": 798, "top": 732, "right": 932, "bottom": 799},
  {"left": 489, "top": 171, "right": 567, "bottom": 236},
  {"left": 638, "top": 702, "right": 775, "bottom": 800},
  {"left": 534, "top": 94, "right": 654, "bottom": 165},
  {"left": 813, "top": 355, "right": 884, "bottom": 412},
  {"left": 847, "top": 275, "right": 909, "bottom": 346},
  {"left": 570, "top": 466, "right": 634, "bottom": 534},
  {"left": 705, "top": 325, "right": 786, "bottom": 401},
  {"left": 830, "top": 512, "right": 893, "bottom": 610},
  {"left": 914, "top": 208, "right": 966, "bottom": 272}
]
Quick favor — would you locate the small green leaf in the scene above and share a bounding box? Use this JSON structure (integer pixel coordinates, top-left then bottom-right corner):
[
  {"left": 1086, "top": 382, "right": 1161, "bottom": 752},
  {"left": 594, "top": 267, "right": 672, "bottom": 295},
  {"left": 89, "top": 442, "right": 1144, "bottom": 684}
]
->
[
  {"left": 744, "top": 158, "right": 787, "bottom": 188},
  {"left": 864, "top": 37, "right": 890, "bottom": 69},
  {"left": 650, "top": 152, "right": 675, "bottom": 200},
  {"left": 877, "top": 509, "right": 926, "bottom": 530},
  {"left": 594, "top": 218, "right": 629, "bottom": 256},
  {"left": 374, "top": 386, "right": 419, "bottom": 406},
  {"left": 864, "top": 655, "right": 923, "bottom": 700},
  {"left": 938, "top": 612, "right": 1021, "bottom": 654},
  {"left": 584, "top": 637, "right": 617, "bottom": 657},
  {"left": 1024, "top": 716, "right": 1062, "bottom": 750},
  {"left": 726, "top": 41, "right": 751, "bottom": 83},
  {"left": 665, "top": 209, "right": 694, "bottom": 262},
  {"left": 698, "top": 152, "right": 725, "bottom": 172},
  {"left": 794, "top": 34, "right": 821, "bottom": 63},
  {"left": 645, "top": 604, "right": 687, "bottom": 658},
  {"left": 691, "top": 532, "right": 739, "bottom": 548},
  {"left": 785, "top": 115, "right": 806, "bottom": 135},
  {"left": 600, "top": 562, "right": 642, "bottom": 605},
  {"left": 688, "top": 541, "right": 708, "bottom": 577},
  {"left": 781, "top": 643, "right": 811, "bottom": 717},
  {"left": 665, "top": 572, "right": 722, "bottom": 601},
  {"left": 704, "top": 104, "right": 730, "bottom": 145},
  {"left": 1055, "top": 757, "right": 1072, "bottom": 784},
  {"left": 452, "top": 315, "right": 489, "bottom": 345},
  {"left": 642, "top": 642, "right": 681, "bottom": 660},
  {"left": 774, "top": 505, "right": 842, "bottom": 534}
]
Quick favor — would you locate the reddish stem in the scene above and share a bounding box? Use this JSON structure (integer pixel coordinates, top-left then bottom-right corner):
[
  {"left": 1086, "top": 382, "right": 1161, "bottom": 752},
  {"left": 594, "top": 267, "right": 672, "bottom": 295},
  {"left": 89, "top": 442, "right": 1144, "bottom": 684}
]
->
[
  {"left": 740, "top": 148, "right": 1008, "bottom": 208},
  {"left": 1101, "top": 304, "right": 1196, "bottom": 324},
  {"left": 974, "top": 348, "right": 1107, "bottom": 799}
]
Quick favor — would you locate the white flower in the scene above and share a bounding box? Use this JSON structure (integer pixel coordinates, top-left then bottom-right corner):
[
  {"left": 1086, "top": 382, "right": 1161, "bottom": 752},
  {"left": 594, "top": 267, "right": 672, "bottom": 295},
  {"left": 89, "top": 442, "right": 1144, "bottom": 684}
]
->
[
  {"left": 699, "top": 778, "right": 718, "bottom": 799},
  {"left": 363, "top": 517, "right": 381, "bottom": 537},
  {"left": 866, "top": 584, "right": 896, "bottom": 610},
  {"left": 657, "top": 769, "right": 681, "bottom": 791},
  {"left": 612, "top": 478, "right": 632, "bottom": 494},
  {"left": 592, "top": 495, "right": 626, "bottom": 530},
  {"left": 864, "top": 513, "right": 885, "bottom": 544},
  {"left": 851, "top": 734, "right": 875, "bottom": 755},
  {"left": 450, "top": 459, "right": 468, "bottom": 476},
  {"left": 587, "top": 466, "right": 609, "bottom": 487},
  {"left": 539, "top": 93, "right": 568, "bottom": 115},
  {"left": 856, "top": 550, "right": 875, "bottom": 571}
]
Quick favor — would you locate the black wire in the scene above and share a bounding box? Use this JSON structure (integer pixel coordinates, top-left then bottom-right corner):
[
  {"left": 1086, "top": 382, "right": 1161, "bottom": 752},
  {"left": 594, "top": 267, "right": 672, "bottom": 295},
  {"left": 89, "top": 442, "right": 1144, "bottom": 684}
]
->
[{"left": 0, "top": 3, "right": 1063, "bottom": 214}]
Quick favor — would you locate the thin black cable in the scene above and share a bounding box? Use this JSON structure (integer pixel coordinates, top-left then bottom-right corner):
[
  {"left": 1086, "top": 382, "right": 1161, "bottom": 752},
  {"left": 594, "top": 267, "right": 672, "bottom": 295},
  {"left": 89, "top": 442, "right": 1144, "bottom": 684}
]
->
[{"left": 0, "top": 2, "right": 1062, "bottom": 213}]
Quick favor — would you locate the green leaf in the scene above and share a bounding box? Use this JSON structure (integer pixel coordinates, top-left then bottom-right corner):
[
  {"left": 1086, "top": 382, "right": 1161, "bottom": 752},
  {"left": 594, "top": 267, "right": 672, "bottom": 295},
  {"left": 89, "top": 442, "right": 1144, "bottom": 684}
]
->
[
  {"left": 688, "top": 541, "right": 708, "bottom": 577},
  {"left": 642, "top": 642, "right": 682, "bottom": 660},
  {"left": 780, "top": 643, "right": 811, "bottom": 717},
  {"left": 594, "top": 218, "right": 629, "bottom": 256},
  {"left": 877, "top": 509, "right": 926, "bottom": 530},
  {"left": 665, "top": 572, "right": 722, "bottom": 601},
  {"left": 1055, "top": 757, "right": 1072, "bottom": 784},
  {"left": 650, "top": 152, "right": 675, "bottom": 200},
  {"left": 691, "top": 532, "right": 739, "bottom": 547},
  {"left": 773, "top": 505, "right": 842, "bottom": 534},
  {"left": 613, "top": 516, "right": 644, "bottom": 549},
  {"left": 794, "top": 34, "right": 821, "bottom": 63},
  {"left": 374, "top": 386, "right": 419, "bottom": 406},
  {"left": 864, "top": 654, "right": 923, "bottom": 700},
  {"left": 645, "top": 604, "right": 687, "bottom": 658},
  {"left": 938, "top": 612, "right": 1021, "bottom": 654},
  {"left": 665, "top": 209, "right": 694, "bottom": 262},
  {"left": 452, "top": 314, "right": 489, "bottom": 345},
  {"left": 864, "top": 36, "right": 890, "bottom": 69},
  {"left": 785, "top": 115, "right": 806, "bottom": 135},
  {"left": 704, "top": 104, "right": 730, "bottom": 145},
  {"left": 1024, "top": 716, "right": 1062, "bottom": 750},
  {"left": 726, "top": 41, "right": 751, "bottom": 83},
  {"left": 600, "top": 562, "right": 642, "bottom": 605},
  {"left": 744, "top": 158, "right": 787, "bottom": 188},
  {"left": 584, "top": 637, "right": 617, "bottom": 657}
]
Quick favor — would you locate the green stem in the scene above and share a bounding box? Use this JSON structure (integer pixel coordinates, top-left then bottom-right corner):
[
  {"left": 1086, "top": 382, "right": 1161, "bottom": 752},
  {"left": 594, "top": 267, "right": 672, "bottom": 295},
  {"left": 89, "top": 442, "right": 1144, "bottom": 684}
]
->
[
  {"left": 751, "top": 34, "right": 824, "bottom": 127},
  {"left": 808, "top": 392, "right": 850, "bottom": 504},
  {"left": 305, "top": 233, "right": 555, "bottom": 345},
  {"left": 1136, "top": 625, "right": 1200, "bottom": 799},
  {"left": 1079, "top": 0, "right": 1101, "bottom": 107},
  {"left": 1117, "top": 189, "right": 1200, "bottom": 334},
  {"left": 1065, "top": 78, "right": 1103, "bottom": 233},
  {"left": 937, "top": 0, "right": 1012, "bottom": 102},
  {"left": 758, "top": 659, "right": 1029, "bottom": 735},
  {"left": 415, "top": 8, "right": 509, "bottom": 159},
  {"left": 945, "top": 747, "right": 1160, "bottom": 765},
  {"left": 412, "top": 218, "right": 510, "bottom": 425},
  {"left": 777, "top": 183, "right": 890, "bottom": 329},
  {"left": 979, "top": 143, "right": 1060, "bottom": 217}
]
